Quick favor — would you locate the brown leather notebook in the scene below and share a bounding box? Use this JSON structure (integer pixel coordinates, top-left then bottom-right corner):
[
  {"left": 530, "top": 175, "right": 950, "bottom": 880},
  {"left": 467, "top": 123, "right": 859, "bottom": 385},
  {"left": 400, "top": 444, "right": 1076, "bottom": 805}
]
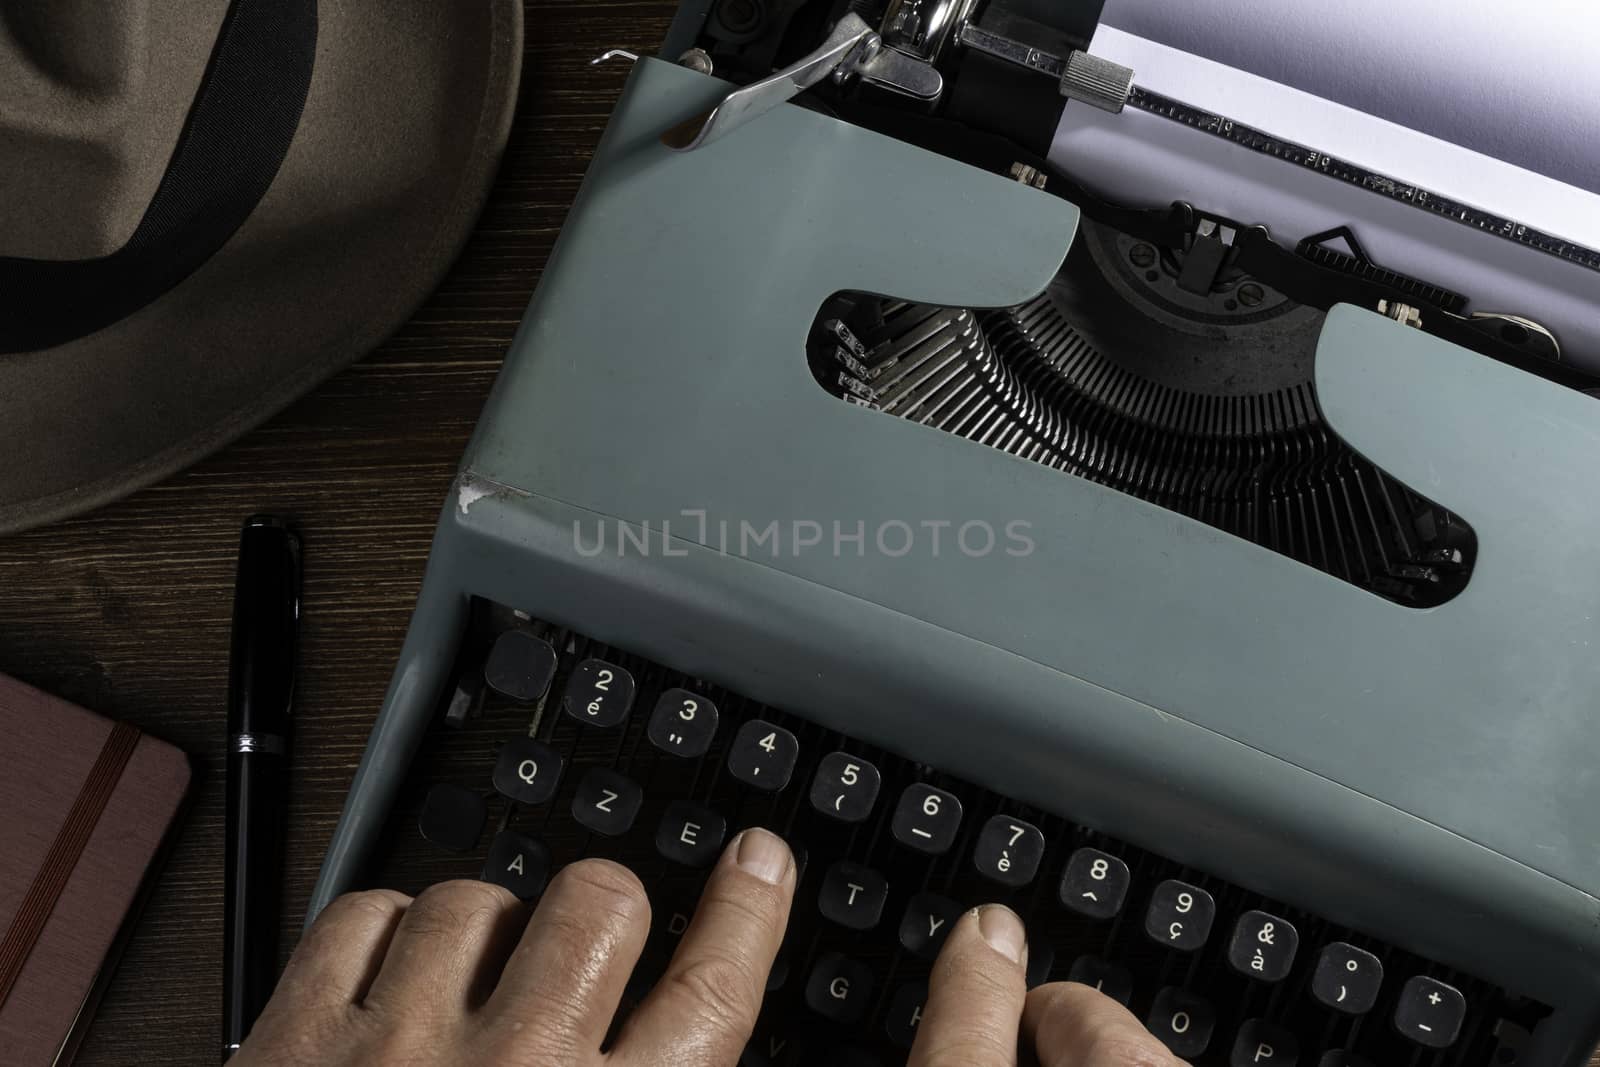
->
[{"left": 0, "top": 674, "right": 190, "bottom": 1066}]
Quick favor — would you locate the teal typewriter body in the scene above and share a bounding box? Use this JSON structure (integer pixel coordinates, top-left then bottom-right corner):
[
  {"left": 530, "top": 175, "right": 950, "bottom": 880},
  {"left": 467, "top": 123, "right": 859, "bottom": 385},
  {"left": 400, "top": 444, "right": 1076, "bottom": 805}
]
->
[{"left": 311, "top": 30, "right": 1600, "bottom": 1067}]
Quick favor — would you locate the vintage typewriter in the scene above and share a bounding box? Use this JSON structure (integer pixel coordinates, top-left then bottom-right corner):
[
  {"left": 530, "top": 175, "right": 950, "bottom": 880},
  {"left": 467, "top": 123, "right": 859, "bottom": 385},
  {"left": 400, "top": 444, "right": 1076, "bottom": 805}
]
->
[{"left": 309, "top": 1, "right": 1600, "bottom": 1063}]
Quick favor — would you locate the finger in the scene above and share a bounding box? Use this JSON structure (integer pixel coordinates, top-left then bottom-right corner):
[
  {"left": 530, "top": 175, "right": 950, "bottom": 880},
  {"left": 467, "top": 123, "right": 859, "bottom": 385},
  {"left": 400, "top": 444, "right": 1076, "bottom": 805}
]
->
[
  {"left": 270, "top": 889, "right": 412, "bottom": 1011},
  {"left": 363, "top": 880, "right": 528, "bottom": 1016},
  {"left": 616, "top": 828, "right": 795, "bottom": 1065},
  {"left": 1024, "top": 981, "right": 1186, "bottom": 1067},
  {"left": 479, "top": 859, "right": 651, "bottom": 1060},
  {"left": 908, "top": 904, "right": 1029, "bottom": 1067}
]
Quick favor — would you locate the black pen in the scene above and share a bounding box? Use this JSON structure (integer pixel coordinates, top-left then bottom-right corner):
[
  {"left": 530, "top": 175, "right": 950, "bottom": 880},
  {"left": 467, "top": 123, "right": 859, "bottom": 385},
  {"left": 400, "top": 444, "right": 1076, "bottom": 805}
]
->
[{"left": 223, "top": 517, "right": 301, "bottom": 1061}]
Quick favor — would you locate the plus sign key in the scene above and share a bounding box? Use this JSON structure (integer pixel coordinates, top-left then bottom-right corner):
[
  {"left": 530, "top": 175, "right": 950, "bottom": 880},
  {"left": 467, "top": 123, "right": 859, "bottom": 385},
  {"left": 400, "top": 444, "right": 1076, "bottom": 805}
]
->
[
  {"left": 1394, "top": 975, "right": 1466, "bottom": 1049},
  {"left": 1227, "top": 911, "right": 1298, "bottom": 982}
]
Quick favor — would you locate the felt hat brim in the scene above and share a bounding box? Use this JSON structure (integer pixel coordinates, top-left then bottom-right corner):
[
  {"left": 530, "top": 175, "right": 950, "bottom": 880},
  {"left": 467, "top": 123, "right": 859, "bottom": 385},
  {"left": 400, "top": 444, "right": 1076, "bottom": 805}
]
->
[{"left": 0, "top": 0, "right": 523, "bottom": 535}]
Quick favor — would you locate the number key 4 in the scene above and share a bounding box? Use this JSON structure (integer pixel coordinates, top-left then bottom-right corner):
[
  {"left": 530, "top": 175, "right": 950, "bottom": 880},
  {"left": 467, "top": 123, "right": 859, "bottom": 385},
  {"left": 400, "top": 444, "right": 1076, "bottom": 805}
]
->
[{"left": 728, "top": 720, "right": 798, "bottom": 791}]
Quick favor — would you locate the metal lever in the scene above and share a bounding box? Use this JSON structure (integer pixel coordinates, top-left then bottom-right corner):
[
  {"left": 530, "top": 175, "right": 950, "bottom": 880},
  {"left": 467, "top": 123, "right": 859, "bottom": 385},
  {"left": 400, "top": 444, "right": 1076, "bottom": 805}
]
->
[
  {"left": 663, "top": 14, "right": 880, "bottom": 151},
  {"left": 955, "top": 23, "right": 1134, "bottom": 114}
]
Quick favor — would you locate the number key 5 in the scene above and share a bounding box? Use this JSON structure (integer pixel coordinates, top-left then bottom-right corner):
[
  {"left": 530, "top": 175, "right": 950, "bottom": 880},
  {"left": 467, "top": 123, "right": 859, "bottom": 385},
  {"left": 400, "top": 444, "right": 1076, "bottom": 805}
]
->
[{"left": 809, "top": 752, "right": 881, "bottom": 823}]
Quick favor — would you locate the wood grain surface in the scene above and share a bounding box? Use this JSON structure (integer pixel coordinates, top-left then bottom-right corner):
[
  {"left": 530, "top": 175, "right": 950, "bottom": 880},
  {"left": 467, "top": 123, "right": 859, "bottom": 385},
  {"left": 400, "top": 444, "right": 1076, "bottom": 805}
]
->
[
  {"left": 2, "top": 3, "right": 1594, "bottom": 1065},
  {"left": 0, "top": 3, "right": 674, "bottom": 1063}
]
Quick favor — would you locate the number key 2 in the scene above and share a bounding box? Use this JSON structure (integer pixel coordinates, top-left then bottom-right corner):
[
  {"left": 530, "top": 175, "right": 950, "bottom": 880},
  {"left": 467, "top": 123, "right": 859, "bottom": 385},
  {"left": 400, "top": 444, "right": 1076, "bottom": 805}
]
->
[
  {"left": 562, "top": 659, "right": 635, "bottom": 727},
  {"left": 809, "top": 752, "right": 880, "bottom": 822},
  {"left": 891, "top": 784, "right": 962, "bottom": 854},
  {"left": 1059, "top": 847, "right": 1130, "bottom": 920},
  {"left": 1144, "top": 879, "right": 1215, "bottom": 952},
  {"left": 646, "top": 688, "right": 718, "bottom": 757},
  {"left": 972, "top": 815, "right": 1044, "bottom": 887},
  {"left": 727, "top": 719, "right": 798, "bottom": 791}
]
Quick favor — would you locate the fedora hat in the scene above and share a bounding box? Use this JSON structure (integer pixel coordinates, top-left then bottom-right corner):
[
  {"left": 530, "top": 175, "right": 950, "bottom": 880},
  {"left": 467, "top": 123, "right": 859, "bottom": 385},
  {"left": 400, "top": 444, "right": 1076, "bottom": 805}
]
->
[{"left": 0, "top": 0, "right": 523, "bottom": 534}]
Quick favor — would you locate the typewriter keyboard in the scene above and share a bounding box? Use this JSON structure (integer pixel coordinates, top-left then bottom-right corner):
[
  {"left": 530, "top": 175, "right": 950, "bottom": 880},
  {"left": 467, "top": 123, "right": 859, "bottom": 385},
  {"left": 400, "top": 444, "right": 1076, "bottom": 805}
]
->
[{"left": 368, "top": 600, "right": 1546, "bottom": 1066}]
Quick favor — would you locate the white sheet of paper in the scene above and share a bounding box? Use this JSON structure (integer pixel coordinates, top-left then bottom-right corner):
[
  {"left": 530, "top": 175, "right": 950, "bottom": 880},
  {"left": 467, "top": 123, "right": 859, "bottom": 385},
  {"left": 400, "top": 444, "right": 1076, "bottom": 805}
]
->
[
  {"left": 1100, "top": 0, "right": 1600, "bottom": 195},
  {"left": 1049, "top": 23, "right": 1600, "bottom": 372}
]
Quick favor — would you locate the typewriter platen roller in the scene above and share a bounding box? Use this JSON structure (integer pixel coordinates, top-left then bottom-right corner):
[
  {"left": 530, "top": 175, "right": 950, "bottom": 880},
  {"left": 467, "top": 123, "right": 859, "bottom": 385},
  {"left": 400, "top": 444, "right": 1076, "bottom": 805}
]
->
[{"left": 312, "top": 3, "right": 1600, "bottom": 1063}]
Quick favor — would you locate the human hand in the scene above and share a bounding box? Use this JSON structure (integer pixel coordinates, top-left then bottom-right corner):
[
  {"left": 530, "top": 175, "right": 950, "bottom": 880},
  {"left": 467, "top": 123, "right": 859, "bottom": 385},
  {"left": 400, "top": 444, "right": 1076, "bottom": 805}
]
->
[{"left": 233, "top": 827, "right": 1183, "bottom": 1065}]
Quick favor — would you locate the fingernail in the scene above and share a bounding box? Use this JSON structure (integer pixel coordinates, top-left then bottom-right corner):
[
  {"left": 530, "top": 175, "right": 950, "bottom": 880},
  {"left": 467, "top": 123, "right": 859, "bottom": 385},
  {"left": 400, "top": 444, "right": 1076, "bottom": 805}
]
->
[
  {"left": 976, "top": 905, "right": 1027, "bottom": 965},
  {"left": 734, "top": 828, "right": 792, "bottom": 885}
]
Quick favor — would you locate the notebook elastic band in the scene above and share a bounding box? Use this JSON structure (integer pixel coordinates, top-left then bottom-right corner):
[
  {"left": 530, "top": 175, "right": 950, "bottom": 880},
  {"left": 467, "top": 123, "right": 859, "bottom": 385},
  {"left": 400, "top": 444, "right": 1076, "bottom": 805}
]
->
[{"left": 0, "top": 722, "right": 141, "bottom": 1008}]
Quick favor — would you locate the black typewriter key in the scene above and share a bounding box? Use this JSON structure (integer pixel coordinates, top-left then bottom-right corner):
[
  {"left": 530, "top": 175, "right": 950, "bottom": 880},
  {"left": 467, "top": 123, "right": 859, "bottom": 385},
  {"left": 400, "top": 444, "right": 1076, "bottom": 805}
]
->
[
  {"left": 1144, "top": 879, "right": 1215, "bottom": 952},
  {"left": 647, "top": 688, "right": 719, "bottom": 758},
  {"left": 804, "top": 953, "right": 873, "bottom": 1024},
  {"left": 1025, "top": 936, "right": 1055, "bottom": 988},
  {"left": 972, "top": 814, "right": 1044, "bottom": 887},
  {"left": 655, "top": 800, "right": 726, "bottom": 867},
  {"left": 891, "top": 783, "right": 962, "bottom": 854},
  {"left": 1317, "top": 1053, "right": 1374, "bottom": 1067},
  {"left": 766, "top": 945, "right": 791, "bottom": 992},
  {"left": 728, "top": 719, "right": 798, "bottom": 791},
  {"left": 561, "top": 658, "right": 635, "bottom": 727},
  {"left": 1230, "top": 1020, "right": 1298, "bottom": 1065},
  {"left": 809, "top": 751, "right": 880, "bottom": 823},
  {"left": 481, "top": 830, "right": 551, "bottom": 901},
  {"left": 1227, "top": 910, "right": 1298, "bottom": 981},
  {"left": 898, "top": 892, "right": 961, "bottom": 959},
  {"left": 818, "top": 861, "right": 888, "bottom": 930},
  {"left": 483, "top": 629, "right": 557, "bottom": 703},
  {"left": 1059, "top": 847, "right": 1130, "bottom": 920},
  {"left": 443, "top": 669, "right": 484, "bottom": 729},
  {"left": 809, "top": 1047, "right": 879, "bottom": 1067},
  {"left": 491, "top": 737, "right": 563, "bottom": 805},
  {"left": 570, "top": 767, "right": 643, "bottom": 836},
  {"left": 885, "top": 981, "right": 928, "bottom": 1049},
  {"left": 1066, "top": 956, "right": 1133, "bottom": 1006},
  {"left": 742, "top": 1020, "right": 804, "bottom": 1067},
  {"left": 1393, "top": 975, "right": 1465, "bottom": 1049},
  {"left": 1146, "top": 987, "right": 1216, "bottom": 1058},
  {"left": 418, "top": 782, "right": 485, "bottom": 852},
  {"left": 1311, "top": 942, "right": 1383, "bottom": 1014}
]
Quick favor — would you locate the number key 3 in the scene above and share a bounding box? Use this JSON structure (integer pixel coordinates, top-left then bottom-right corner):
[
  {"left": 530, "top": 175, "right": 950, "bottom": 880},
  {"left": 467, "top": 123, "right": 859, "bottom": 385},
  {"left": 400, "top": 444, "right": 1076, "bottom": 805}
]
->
[{"left": 647, "top": 688, "right": 718, "bottom": 757}]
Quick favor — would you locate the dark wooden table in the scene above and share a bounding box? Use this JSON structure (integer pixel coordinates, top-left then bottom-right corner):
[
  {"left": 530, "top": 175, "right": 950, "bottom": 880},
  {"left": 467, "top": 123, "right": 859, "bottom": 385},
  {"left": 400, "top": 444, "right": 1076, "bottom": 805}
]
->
[
  {"left": 0, "top": 3, "right": 674, "bottom": 1062},
  {"left": 6, "top": 6, "right": 1596, "bottom": 1065}
]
